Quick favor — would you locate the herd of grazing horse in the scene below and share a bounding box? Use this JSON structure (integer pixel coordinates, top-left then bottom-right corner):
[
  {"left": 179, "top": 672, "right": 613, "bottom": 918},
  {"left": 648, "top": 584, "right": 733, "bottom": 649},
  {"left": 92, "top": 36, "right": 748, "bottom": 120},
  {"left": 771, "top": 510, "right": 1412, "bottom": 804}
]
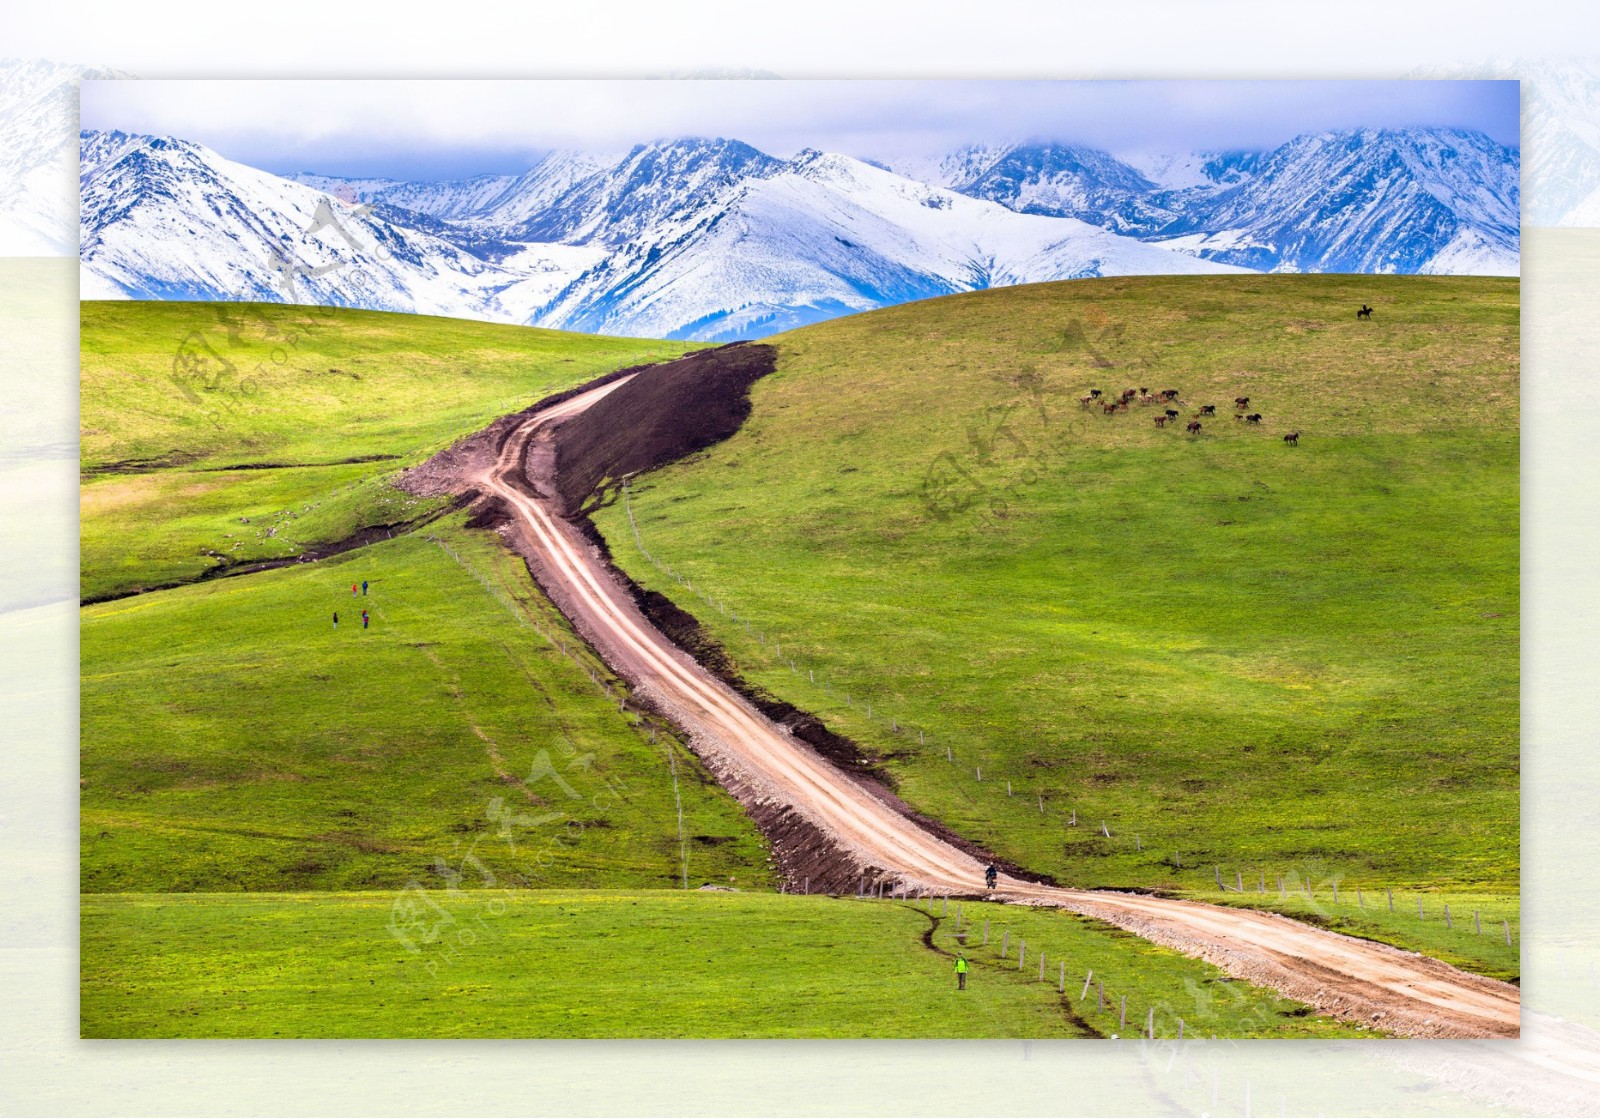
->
[
  {"left": 1081, "top": 384, "right": 1298, "bottom": 446},
  {"left": 1072, "top": 303, "right": 1377, "bottom": 445}
]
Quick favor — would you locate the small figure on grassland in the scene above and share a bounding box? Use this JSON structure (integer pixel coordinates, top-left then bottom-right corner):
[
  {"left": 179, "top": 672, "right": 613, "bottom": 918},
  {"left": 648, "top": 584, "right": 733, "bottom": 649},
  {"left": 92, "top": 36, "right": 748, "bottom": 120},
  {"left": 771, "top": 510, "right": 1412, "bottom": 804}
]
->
[
  {"left": 351, "top": 582, "right": 358, "bottom": 596},
  {"left": 985, "top": 864, "right": 998, "bottom": 890},
  {"left": 955, "top": 954, "right": 969, "bottom": 990},
  {"left": 361, "top": 609, "right": 369, "bottom": 630},
  {"left": 362, "top": 580, "right": 369, "bottom": 596},
  {"left": 333, "top": 611, "right": 338, "bottom": 629}
]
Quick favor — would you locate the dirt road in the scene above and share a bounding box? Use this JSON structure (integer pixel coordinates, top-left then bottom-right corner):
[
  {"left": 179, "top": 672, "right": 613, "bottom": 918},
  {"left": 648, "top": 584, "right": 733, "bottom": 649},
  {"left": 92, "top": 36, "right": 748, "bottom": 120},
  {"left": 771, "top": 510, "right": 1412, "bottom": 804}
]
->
[{"left": 472, "top": 378, "right": 1520, "bottom": 1040}]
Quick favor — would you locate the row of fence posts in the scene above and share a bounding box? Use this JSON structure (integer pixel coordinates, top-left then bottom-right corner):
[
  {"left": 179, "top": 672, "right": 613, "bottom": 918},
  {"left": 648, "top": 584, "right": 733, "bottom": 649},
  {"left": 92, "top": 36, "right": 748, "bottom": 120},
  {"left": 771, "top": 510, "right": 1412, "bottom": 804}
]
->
[
  {"left": 823, "top": 880, "right": 1193, "bottom": 1040},
  {"left": 1206, "top": 862, "right": 1516, "bottom": 946}
]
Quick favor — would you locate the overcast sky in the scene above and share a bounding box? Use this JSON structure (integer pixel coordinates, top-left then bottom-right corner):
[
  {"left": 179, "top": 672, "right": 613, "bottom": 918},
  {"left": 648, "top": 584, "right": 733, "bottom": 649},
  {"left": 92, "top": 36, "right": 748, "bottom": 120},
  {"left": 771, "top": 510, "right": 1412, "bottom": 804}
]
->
[{"left": 80, "top": 78, "right": 1520, "bottom": 181}]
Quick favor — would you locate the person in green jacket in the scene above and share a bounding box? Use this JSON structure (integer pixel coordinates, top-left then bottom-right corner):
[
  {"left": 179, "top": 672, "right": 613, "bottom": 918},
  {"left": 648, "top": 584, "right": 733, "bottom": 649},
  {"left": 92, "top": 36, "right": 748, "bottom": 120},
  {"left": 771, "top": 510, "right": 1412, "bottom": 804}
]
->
[{"left": 955, "top": 954, "right": 969, "bottom": 990}]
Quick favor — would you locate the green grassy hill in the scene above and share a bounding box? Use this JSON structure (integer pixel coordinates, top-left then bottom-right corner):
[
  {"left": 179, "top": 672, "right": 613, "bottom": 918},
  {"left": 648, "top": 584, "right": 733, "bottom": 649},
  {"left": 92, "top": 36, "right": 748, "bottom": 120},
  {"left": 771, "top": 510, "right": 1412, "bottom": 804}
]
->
[
  {"left": 78, "top": 287, "right": 1514, "bottom": 1036},
  {"left": 592, "top": 274, "right": 1519, "bottom": 957},
  {"left": 80, "top": 302, "right": 756, "bottom": 896},
  {"left": 81, "top": 516, "right": 773, "bottom": 893},
  {"left": 81, "top": 890, "right": 1378, "bottom": 1039},
  {"left": 80, "top": 302, "right": 700, "bottom": 600}
]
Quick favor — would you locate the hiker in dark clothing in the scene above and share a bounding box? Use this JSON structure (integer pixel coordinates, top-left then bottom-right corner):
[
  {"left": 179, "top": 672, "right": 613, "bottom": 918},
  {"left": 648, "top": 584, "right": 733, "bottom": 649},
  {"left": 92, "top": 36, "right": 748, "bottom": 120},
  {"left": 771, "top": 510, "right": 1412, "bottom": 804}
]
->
[
  {"left": 362, "top": 580, "right": 368, "bottom": 596},
  {"left": 361, "top": 609, "right": 369, "bottom": 630},
  {"left": 985, "top": 864, "right": 998, "bottom": 890},
  {"left": 333, "top": 611, "right": 338, "bottom": 629},
  {"left": 955, "top": 954, "right": 969, "bottom": 990}
]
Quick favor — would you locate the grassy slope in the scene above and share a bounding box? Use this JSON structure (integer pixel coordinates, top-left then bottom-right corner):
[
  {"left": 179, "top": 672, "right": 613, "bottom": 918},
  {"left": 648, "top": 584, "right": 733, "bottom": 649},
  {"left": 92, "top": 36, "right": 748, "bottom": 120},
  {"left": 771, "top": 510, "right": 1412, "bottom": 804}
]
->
[
  {"left": 81, "top": 302, "right": 700, "bottom": 599},
  {"left": 80, "top": 890, "right": 1378, "bottom": 1039},
  {"left": 81, "top": 515, "right": 774, "bottom": 893},
  {"left": 592, "top": 275, "right": 1519, "bottom": 969}
]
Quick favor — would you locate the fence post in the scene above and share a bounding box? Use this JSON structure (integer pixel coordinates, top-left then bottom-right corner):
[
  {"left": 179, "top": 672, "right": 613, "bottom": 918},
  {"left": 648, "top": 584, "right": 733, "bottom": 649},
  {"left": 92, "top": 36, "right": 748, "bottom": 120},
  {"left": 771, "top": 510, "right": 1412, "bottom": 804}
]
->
[
  {"left": 976, "top": 766, "right": 982, "bottom": 781},
  {"left": 1018, "top": 942, "right": 1026, "bottom": 969},
  {"left": 1419, "top": 897, "right": 1425, "bottom": 920},
  {"left": 1215, "top": 866, "right": 1223, "bottom": 889},
  {"left": 1039, "top": 952, "right": 1045, "bottom": 981},
  {"left": 1444, "top": 904, "right": 1452, "bottom": 929},
  {"left": 1081, "top": 969, "right": 1094, "bottom": 999},
  {"left": 1278, "top": 875, "right": 1285, "bottom": 899},
  {"left": 1147, "top": 1007, "right": 1154, "bottom": 1039},
  {"left": 1120, "top": 995, "right": 1127, "bottom": 1031},
  {"left": 1236, "top": 870, "right": 1244, "bottom": 893},
  {"left": 946, "top": 746, "right": 952, "bottom": 762},
  {"left": 1504, "top": 920, "right": 1512, "bottom": 946},
  {"left": 1102, "top": 821, "right": 1110, "bottom": 838},
  {"left": 1333, "top": 881, "right": 1339, "bottom": 904},
  {"left": 803, "top": 876, "right": 809, "bottom": 895},
  {"left": 1008, "top": 780, "right": 1013, "bottom": 796},
  {"left": 1039, "top": 795, "right": 1045, "bottom": 815},
  {"left": 1135, "top": 835, "right": 1141, "bottom": 851},
  {"left": 1388, "top": 887, "right": 1394, "bottom": 911},
  {"left": 1475, "top": 909, "right": 1481, "bottom": 935},
  {"left": 1178, "top": 1019, "right": 1184, "bottom": 1040},
  {"left": 1098, "top": 980, "right": 1105, "bottom": 1011}
]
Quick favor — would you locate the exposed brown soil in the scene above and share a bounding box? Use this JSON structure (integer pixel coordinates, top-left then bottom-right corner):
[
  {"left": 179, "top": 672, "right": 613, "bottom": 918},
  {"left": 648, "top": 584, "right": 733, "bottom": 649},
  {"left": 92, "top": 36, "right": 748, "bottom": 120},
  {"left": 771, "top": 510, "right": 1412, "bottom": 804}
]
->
[
  {"left": 80, "top": 494, "right": 473, "bottom": 606},
  {"left": 81, "top": 449, "right": 201, "bottom": 476},
  {"left": 547, "top": 342, "right": 777, "bottom": 515},
  {"left": 199, "top": 454, "right": 401, "bottom": 472}
]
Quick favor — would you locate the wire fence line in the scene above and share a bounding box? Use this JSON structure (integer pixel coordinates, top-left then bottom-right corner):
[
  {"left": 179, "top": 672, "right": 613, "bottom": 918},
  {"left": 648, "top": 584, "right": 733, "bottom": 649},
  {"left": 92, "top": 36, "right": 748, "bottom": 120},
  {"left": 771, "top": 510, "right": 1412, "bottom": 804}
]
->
[
  {"left": 893, "top": 890, "right": 1237, "bottom": 1041},
  {"left": 619, "top": 488, "right": 1521, "bottom": 944},
  {"left": 428, "top": 532, "right": 693, "bottom": 890}
]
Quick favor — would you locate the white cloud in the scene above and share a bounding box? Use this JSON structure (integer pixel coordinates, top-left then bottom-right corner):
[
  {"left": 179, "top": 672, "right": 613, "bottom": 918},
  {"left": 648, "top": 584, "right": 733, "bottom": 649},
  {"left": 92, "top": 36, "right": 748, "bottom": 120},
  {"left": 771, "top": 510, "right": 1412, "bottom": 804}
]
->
[{"left": 80, "top": 78, "right": 1520, "bottom": 180}]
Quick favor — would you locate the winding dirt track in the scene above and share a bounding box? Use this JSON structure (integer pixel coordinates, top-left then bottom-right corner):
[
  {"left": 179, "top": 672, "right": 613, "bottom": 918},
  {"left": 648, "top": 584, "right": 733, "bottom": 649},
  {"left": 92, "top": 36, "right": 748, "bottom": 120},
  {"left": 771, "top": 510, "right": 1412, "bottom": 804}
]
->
[{"left": 476, "top": 378, "right": 1521, "bottom": 1041}]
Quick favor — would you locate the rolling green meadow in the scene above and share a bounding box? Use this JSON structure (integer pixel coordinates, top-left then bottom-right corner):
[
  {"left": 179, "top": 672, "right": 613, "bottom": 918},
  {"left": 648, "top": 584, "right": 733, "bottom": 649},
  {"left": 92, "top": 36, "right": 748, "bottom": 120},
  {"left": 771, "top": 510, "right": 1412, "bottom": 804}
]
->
[
  {"left": 80, "top": 890, "right": 1377, "bottom": 1039},
  {"left": 593, "top": 274, "right": 1520, "bottom": 965},
  {"left": 80, "top": 280, "right": 1516, "bottom": 1037},
  {"left": 80, "top": 301, "right": 701, "bottom": 600}
]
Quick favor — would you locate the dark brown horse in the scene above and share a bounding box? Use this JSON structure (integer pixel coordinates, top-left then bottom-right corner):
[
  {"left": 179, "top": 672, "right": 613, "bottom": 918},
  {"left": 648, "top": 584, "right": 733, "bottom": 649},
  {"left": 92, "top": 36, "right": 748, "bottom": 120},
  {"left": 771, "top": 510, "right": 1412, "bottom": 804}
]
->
[
  {"left": 1283, "top": 431, "right": 1300, "bottom": 445},
  {"left": 1186, "top": 420, "right": 1203, "bottom": 435}
]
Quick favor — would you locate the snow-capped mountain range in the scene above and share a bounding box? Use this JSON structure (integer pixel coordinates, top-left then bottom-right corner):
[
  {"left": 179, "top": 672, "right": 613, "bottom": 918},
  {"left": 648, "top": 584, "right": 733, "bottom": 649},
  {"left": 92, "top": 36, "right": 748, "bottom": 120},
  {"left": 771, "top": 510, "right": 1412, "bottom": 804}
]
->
[{"left": 79, "top": 125, "right": 1520, "bottom": 340}]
